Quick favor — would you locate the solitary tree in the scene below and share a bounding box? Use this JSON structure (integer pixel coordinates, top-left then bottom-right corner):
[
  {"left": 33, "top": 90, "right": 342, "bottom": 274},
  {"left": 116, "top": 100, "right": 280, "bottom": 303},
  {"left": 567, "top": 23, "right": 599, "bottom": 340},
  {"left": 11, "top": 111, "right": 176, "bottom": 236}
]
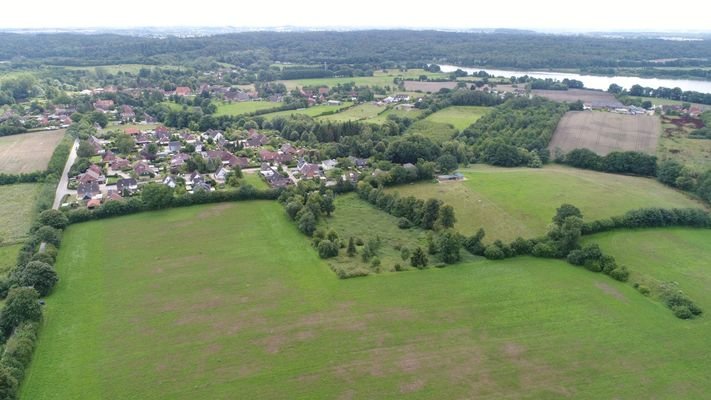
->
[
  {"left": 421, "top": 198, "right": 441, "bottom": 230},
  {"left": 38, "top": 209, "right": 68, "bottom": 230},
  {"left": 410, "top": 247, "right": 428, "bottom": 269},
  {"left": 553, "top": 204, "right": 582, "bottom": 226},
  {"left": 347, "top": 237, "right": 357, "bottom": 257},
  {"left": 436, "top": 205, "right": 456, "bottom": 229},
  {"left": 141, "top": 183, "right": 174, "bottom": 209}
]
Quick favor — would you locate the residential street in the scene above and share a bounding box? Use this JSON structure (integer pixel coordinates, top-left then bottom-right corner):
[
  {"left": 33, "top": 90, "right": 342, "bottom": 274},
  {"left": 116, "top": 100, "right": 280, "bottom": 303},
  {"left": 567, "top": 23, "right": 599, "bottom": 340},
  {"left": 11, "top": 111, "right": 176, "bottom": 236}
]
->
[{"left": 52, "top": 137, "right": 79, "bottom": 209}]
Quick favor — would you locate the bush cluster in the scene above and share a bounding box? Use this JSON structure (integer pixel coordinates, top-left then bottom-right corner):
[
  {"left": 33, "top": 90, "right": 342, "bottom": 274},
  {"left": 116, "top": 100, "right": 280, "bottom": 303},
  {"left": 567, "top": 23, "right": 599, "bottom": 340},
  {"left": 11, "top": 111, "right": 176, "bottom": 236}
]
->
[
  {"left": 581, "top": 207, "right": 711, "bottom": 235},
  {"left": 559, "top": 148, "right": 657, "bottom": 176}
]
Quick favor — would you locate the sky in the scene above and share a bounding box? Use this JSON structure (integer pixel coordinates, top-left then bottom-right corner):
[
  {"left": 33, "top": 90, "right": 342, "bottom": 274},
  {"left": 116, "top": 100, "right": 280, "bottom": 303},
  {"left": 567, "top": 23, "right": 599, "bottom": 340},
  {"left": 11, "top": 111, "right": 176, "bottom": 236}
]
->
[{"left": 0, "top": 0, "right": 709, "bottom": 32}]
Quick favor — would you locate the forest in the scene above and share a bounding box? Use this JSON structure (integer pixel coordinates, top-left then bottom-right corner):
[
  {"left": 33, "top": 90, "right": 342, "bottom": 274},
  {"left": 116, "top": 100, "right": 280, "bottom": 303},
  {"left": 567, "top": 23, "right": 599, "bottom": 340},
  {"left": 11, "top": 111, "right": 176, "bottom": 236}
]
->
[{"left": 2, "top": 31, "right": 711, "bottom": 70}]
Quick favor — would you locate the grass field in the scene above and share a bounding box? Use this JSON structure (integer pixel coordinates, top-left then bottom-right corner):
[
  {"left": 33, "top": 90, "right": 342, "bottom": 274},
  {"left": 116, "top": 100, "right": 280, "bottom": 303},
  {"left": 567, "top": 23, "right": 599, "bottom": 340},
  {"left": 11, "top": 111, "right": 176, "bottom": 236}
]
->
[
  {"left": 241, "top": 172, "right": 269, "bottom": 190},
  {"left": 356, "top": 107, "right": 424, "bottom": 124},
  {"left": 586, "top": 228, "right": 711, "bottom": 311},
  {"left": 0, "top": 184, "right": 41, "bottom": 243},
  {"left": 405, "top": 120, "right": 458, "bottom": 142},
  {"left": 319, "top": 194, "right": 435, "bottom": 273},
  {"left": 532, "top": 89, "right": 624, "bottom": 107},
  {"left": 316, "top": 103, "right": 385, "bottom": 122},
  {"left": 386, "top": 165, "right": 702, "bottom": 241},
  {"left": 0, "top": 244, "right": 21, "bottom": 276},
  {"left": 657, "top": 115, "right": 711, "bottom": 172},
  {"left": 260, "top": 102, "right": 353, "bottom": 119},
  {"left": 0, "top": 130, "right": 65, "bottom": 173},
  {"left": 423, "top": 106, "right": 491, "bottom": 131},
  {"left": 22, "top": 201, "right": 711, "bottom": 399},
  {"left": 549, "top": 111, "right": 660, "bottom": 156},
  {"left": 214, "top": 101, "right": 283, "bottom": 117}
]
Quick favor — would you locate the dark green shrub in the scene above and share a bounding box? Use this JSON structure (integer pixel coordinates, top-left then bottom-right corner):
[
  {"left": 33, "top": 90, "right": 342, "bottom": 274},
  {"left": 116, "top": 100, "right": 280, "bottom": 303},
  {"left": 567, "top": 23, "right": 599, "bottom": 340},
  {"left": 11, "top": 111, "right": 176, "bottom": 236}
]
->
[
  {"left": 483, "top": 244, "right": 505, "bottom": 260},
  {"left": 397, "top": 217, "right": 412, "bottom": 229},
  {"left": 609, "top": 267, "right": 629, "bottom": 282},
  {"left": 317, "top": 240, "right": 339, "bottom": 259},
  {"left": 672, "top": 305, "right": 693, "bottom": 319}
]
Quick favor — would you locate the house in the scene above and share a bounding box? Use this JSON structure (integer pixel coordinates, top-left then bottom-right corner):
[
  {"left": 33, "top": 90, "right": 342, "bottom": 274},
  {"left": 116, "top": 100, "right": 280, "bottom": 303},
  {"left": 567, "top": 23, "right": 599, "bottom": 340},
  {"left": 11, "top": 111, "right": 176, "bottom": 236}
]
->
[
  {"left": 192, "top": 181, "right": 212, "bottom": 192},
  {"left": 162, "top": 176, "right": 177, "bottom": 188},
  {"left": 321, "top": 159, "right": 338, "bottom": 171},
  {"left": 213, "top": 166, "right": 230, "bottom": 182},
  {"left": 102, "top": 150, "right": 116, "bottom": 163},
  {"left": 266, "top": 172, "right": 292, "bottom": 188},
  {"left": 110, "top": 157, "right": 130, "bottom": 171},
  {"left": 133, "top": 161, "right": 152, "bottom": 176},
  {"left": 296, "top": 159, "right": 321, "bottom": 179},
  {"left": 170, "top": 153, "right": 191, "bottom": 171},
  {"left": 124, "top": 127, "right": 141, "bottom": 136},
  {"left": 154, "top": 126, "right": 169, "bottom": 136},
  {"left": 89, "top": 135, "right": 104, "bottom": 154},
  {"left": 80, "top": 167, "right": 105, "bottom": 184},
  {"left": 105, "top": 190, "right": 124, "bottom": 202},
  {"left": 437, "top": 173, "right": 464, "bottom": 182},
  {"left": 93, "top": 99, "right": 114, "bottom": 111},
  {"left": 348, "top": 156, "right": 368, "bottom": 168},
  {"left": 77, "top": 182, "right": 101, "bottom": 201},
  {"left": 120, "top": 105, "right": 135, "bottom": 122},
  {"left": 259, "top": 150, "right": 278, "bottom": 163},
  {"left": 327, "top": 99, "right": 341, "bottom": 106},
  {"left": 185, "top": 171, "right": 204, "bottom": 186},
  {"left": 203, "top": 129, "right": 225, "bottom": 142},
  {"left": 87, "top": 198, "right": 102, "bottom": 209},
  {"left": 242, "top": 130, "right": 269, "bottom": 148},
  {"left": 168, "top": 141, "right": 182, "bottom": 153},
  {"left": 175, "top": 87, "right": 192, "bottom": 97},
  {"left": 260, "top": 163, "right": 275, "bottom": 178},
  {"left": 116, "top": 178, "right": 138, "bottom": 195},
  {"left": 135, "top": 134, "right": 153, "bottom": 145}
]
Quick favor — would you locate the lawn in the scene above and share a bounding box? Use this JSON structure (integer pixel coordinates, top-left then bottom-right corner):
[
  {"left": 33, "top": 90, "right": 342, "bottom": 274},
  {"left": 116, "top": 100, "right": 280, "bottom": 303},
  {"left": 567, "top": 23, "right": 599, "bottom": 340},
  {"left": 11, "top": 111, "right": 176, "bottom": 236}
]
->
[
  {"left": 0, "top": 183, "right": 41, "bottom": 243},
  {"left": 0, "top": 130, "right": 66, "bottom": 173},
  {"left": 386, "top": 165, "right": 703, "bottom": 241},
  {"left": 586, "top": 227, "right": 711, "bottom": 311},
  {"left": 214, "top": 101, "right": 283, "bottom": 117},
  {"left": 21, "top": 201, "right": 711, "bottom": 399},
  {"left": 240, "top": 172, "right": 269, "bottom": 190},
  {"left": 260, "top": 102, "right": 353, "bottom": 119},
  {"left": 423, "top": 106, "right": 491, "bottom": 131},
  {"left": 316, "top": 103, "right": 386, "bottom": 122}
]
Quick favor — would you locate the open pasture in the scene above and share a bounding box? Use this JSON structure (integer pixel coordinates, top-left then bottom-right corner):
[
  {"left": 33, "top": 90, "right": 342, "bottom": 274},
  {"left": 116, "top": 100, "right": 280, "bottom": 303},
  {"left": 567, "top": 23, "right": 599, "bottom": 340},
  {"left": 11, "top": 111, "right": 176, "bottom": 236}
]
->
[
  {"left": 423, "top": 106, "right": 491, "bottom": 131},
  {"left": 0, "top": 129, "right": 65, "bottom": 173},
  {"left": 549, "top": 111, "right": 660, "bottom": 156},
  {"left": 0, "top": 183, "right": 42, "bottom": 243},
  {"left": 261, "top": 102, "right": 353, "bottom": 119},
  {"left": 20, "top": 201, "right": 711, "bottom": 399},
  {"left": 386, "top": 165, "right": 702, "bottom": 241},
  {"left": 214, "top": 101, "right": 283, "bottom": 117},
  {"left": 316, "top": 103, "right": 385, "bottom": 122}
]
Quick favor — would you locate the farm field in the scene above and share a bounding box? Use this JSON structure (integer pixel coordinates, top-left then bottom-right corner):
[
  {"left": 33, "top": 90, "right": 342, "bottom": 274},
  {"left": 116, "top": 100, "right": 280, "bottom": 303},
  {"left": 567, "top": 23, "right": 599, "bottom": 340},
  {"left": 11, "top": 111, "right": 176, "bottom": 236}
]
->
[
  {"left": 423, "top": 106, "right": 491, "bottom": 131},
  {"left": 316, "top": 103, "right": 385, "bottom": 122},
  {"left": 386, "top": 165, "right": 702, "bottom": 241},
  {"left": 260, "top": 102, "right": 353, "bottom": 119},
  {"left": 0, "top": 183, "right": 41, "bottom": 243},
  {"left": 586, "top": 228, "right": 711, "bottom": 311},
  {"left": 214, "top": 101, "right": 283, "bottom": 117},
  {"left": 549, "top": 111, "right": 660, "bottom": 156},
  {"left": 532, "top": 89, "right": 624, "bottom": 107},
  {"left": 0, "top": 129, "right": 65, "bottom": 173},
  {"left": 22, "top": 201, "right": 711, "bottom": 399}
]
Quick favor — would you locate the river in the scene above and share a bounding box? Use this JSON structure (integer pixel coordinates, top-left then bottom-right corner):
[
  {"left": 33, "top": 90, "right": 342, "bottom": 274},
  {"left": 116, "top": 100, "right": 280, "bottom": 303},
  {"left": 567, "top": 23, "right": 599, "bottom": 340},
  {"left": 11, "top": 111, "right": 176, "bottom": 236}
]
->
[{"left": 440, "top": 65, "right": 711, "bottom": 94}]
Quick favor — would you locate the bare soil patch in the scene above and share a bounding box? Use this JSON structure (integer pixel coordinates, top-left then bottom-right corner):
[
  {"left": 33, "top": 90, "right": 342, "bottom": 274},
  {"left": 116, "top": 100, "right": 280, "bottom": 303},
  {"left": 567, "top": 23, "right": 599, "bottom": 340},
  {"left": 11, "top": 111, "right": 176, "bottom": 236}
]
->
[
  {"left": 533, "top": 89, "right": 624, "bottom": 108},
  {"left": 595, "top": 282, "right": 627, "bottom": 302},
  {"left": 0, "top": 129, "right": 65, "bottom": 173},
  {"left": 549, "top": 111, "right": 660, "bottom": 156}
]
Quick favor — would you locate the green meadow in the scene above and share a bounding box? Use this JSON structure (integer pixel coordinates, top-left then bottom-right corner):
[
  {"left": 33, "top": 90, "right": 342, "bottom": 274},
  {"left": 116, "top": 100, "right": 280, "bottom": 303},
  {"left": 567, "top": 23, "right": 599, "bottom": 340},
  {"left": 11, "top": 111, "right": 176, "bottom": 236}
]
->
[
  {"left": 423, "top": 106, "right": 491, "bottom": 131},
  {"left": 316, "top": 103, "right": 385, "bottom": 122},
  {"left": 386, "top": 165, "right": 703, "bottom": 241},
  {"left": 278, "top": 69, "right": 449, "bottom": 91},
  {"left": 214, "top": 101, "right": 283, "bottom": 117},
  {"left": 0, "top": 183, "right": 42, "bottom": 243},
  {"left": 21, "top": 201, "right": 711, "bottom": 399},
  {"left": 260, "top": 102, "right": 353, "bottom": 119}
]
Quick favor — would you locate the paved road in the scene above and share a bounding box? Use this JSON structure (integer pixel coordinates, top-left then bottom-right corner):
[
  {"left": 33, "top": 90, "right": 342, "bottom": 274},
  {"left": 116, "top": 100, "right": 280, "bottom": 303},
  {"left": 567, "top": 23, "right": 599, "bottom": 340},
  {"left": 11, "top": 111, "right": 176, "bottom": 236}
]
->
[{"left": 52, "top": 138, "right": 79, "bottom": 210}]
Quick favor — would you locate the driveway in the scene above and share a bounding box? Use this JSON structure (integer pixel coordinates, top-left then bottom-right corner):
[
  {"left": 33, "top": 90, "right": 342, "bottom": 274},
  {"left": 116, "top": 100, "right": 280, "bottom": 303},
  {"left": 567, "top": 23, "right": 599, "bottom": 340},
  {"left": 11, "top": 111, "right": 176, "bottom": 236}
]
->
[{"left": 52, "top": 138, "right": 79, "bottom": 209}]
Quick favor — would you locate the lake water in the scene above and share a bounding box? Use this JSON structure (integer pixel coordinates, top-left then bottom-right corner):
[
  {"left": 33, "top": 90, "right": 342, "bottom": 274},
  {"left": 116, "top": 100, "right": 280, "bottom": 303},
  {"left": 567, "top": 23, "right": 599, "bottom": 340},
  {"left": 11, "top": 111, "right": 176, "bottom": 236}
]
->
[{"left": 440, "top": 65, "right": 711, "bottom": 94}]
